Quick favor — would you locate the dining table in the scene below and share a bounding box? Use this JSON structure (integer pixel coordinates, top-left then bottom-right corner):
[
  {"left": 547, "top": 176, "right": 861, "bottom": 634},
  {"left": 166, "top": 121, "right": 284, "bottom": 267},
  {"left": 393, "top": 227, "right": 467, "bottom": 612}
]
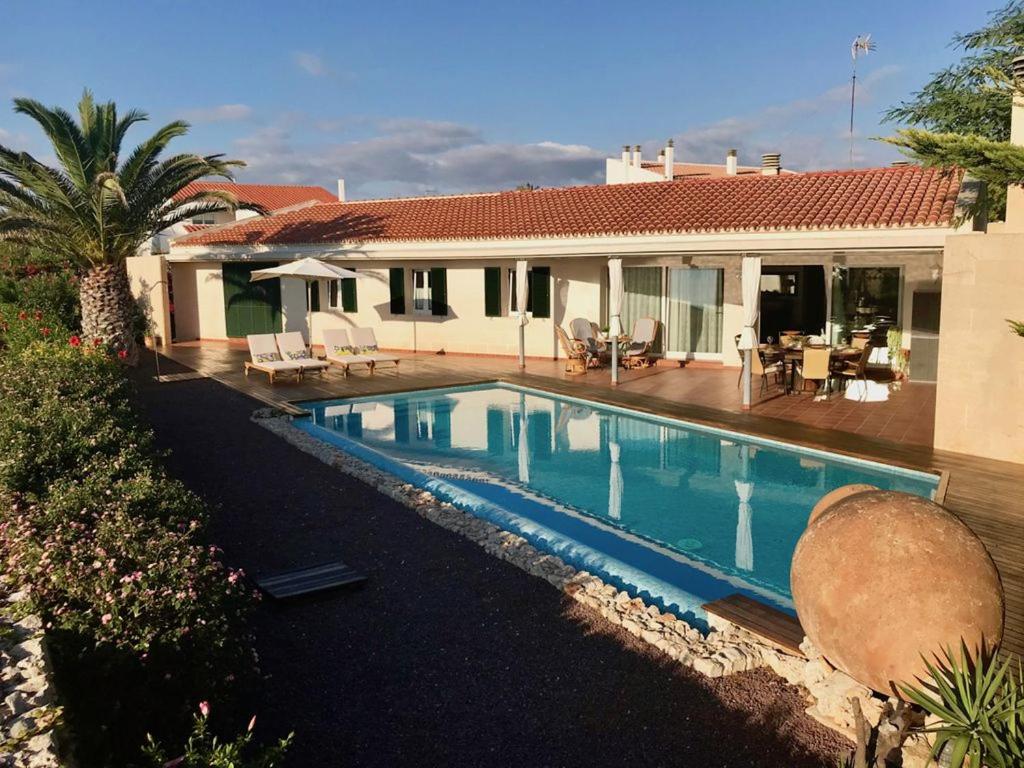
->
[{"left": 760, "top": 344, "right": 862, "bottom": 394}]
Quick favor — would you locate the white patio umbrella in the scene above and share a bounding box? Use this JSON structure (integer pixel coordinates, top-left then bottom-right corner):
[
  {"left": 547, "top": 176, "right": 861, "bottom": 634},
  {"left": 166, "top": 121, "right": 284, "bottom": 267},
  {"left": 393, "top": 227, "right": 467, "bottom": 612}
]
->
[
  {"left": 515, "top": 260, "right": 529, "bottom": 368},
  {"left": 608, "top": 417, "right": 623, "bottom": 520},
  {"left": 517, "top": 393, "right": 530, "bottom": 484},
  {"left": 608, "top": 258, "right": 624, "bottom": 385},
  {"left": 250, "top": 257, "right": 364, "bottom": 346},
  {"left": 738, "top": 255, "right": 762, "bottom": 409}
]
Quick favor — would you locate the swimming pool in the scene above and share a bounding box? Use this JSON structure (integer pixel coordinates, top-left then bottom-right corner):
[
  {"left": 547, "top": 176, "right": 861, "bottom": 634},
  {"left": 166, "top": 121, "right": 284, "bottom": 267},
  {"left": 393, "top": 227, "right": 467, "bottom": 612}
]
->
[{"left": 296, "top": 383, "right": 939, "bottom": 625}]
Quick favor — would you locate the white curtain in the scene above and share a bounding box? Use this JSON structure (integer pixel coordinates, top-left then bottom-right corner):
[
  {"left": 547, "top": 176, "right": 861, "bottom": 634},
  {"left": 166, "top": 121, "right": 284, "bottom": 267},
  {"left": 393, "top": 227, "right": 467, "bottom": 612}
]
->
[
  {"left": 734, "top": 479, "right": 754, "bottom": 571},
  {"left": 515, "top": 260, "right": 529, "bottom": 327},
  {"left": 738, "top": 256, "right": 762, "bottom": 350},
  {"left": 667, "top": 268, "right": 723, "bottom": 354},
  {"left": 608, "top": 441, "right": 622, "bottom": 520},
  {"left": 608, "top": 258, "right": 624, "bottom": 336},
  {"left": 622, "top": 267, "right": 662, "bottom": 345}
]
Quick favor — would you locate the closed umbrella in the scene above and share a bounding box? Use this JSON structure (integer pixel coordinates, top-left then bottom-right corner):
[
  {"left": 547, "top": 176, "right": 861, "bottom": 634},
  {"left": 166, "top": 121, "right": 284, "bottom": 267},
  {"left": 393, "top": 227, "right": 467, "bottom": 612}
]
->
[
  {"left": 608, "top": 417, "right": 623, "bottom": 520},
  {"left": 517, "top": 393, "right": 530, "bottom": 484},
  {"left": 734, "top": 479, "right": 754, "bottom": 571},
  {"left": 515, "top": 260, "right": 529, "bottom": 368},
  {"left": 737, "top": 255, "right": 762, "bottom": 409},
  {"left": 608, "top": 258, "right": 624, "bottom": 385},
  {"left": 250, "top": 257, "right": 365, "bottom": 347}
]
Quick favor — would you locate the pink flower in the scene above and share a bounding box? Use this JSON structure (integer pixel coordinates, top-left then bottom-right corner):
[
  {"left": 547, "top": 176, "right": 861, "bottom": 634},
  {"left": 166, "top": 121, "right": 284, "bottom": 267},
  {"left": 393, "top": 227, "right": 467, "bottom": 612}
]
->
[
  {"left": 17, "top": 311, "right": 27, "bottom": 320},
  {"left": 101, "top": 613, "right": 112, "bottom": 625},
  {"left": 198, "top": 701, "right": 210, "bottom": 718},
  {"left": 33, "top": 310, "right": 42, "bottom": 320},
  {"left": 69, "top": 335, "right": 81, "bottom": 347},
  {"left": 117, "top": 349, "right": 127, "bottom": 360},
  {"left": 247, "top": 715, "right": 257, "bottom": 732},
  {"left": 40, "top": 327, "right": 51, "bottom": 337},
  {"left": 93, "top": 338, "right": 103, "bottom": 347}
]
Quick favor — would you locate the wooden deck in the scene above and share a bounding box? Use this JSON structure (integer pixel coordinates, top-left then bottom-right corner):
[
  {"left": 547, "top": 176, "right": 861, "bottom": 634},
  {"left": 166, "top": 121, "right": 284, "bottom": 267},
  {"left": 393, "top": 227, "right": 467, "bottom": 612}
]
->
[
  {"left": 157, "top": 342, "right": 1024, "bottom": 658},
  {"left": 703, "top": 594, "right": 806, "bottom": 657}
]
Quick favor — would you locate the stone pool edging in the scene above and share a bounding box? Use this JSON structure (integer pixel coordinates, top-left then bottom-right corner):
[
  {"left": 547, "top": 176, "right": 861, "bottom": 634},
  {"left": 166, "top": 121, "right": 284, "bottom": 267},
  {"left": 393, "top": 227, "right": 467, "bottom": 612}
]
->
[
  {"left": 254, "top": 408, "right": 931, "bottom": 760},
  {"left": 0, "top": 593, "right": 66, "bottom": 768}
]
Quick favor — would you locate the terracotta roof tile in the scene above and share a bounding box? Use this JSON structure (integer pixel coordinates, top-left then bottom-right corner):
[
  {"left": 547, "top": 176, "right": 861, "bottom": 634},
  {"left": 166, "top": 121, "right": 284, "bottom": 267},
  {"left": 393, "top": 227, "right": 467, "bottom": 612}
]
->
[
  {"left": 173, "top": 182, "right": 337, "bottom": 212},
  {"left": 174, "top": 166, "right": 963, "bottom": 248}
]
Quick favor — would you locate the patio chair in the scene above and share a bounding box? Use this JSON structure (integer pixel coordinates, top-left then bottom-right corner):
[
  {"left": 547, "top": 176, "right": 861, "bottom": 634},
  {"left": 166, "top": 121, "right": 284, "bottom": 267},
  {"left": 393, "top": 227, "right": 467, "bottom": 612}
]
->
[
  {"left": 569, "top": 317, "right": 609, "bottom": 366},
  {"left": 555, "top": 325, "right": 590, "bottom": 375},
  {"left": 244, "top": 334, "right": 304, "bottom": 383},
  {"left": 322, "top": 328, "right": 374, "bottom": 376},
  {"left": 350, "top": 328, "right": 400, "bottom": 371},
  {"left": 752, "top": 349, "right": 784, "bottom": 394},
  {"left": 833, "top": 344, "right": 873, "bottom": 394},
  {"left": 622, "top": 317, "right": 660, "bottom": 369},
  {"left": 274, "top": 332, "right": 329, "bottom": 376},
  {"left": 796, "top": 346, "right": 832, "bottom": 397}
]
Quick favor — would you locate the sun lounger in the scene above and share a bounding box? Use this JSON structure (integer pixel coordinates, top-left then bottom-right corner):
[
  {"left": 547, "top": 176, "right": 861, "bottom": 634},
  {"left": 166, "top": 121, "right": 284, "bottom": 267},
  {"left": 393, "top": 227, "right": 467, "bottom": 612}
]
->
[
  {"left": 322, "top": 328, "right": 374, "bottom": 375},
  {"left": 350, "top": 328, "right": 400, "bottom": 371},
  {"left": 569, "top": 318, "right": 609, "bottom": 366},
  {"left": 244, "top": 333, "right": 304, "bottom": 383},
  {"left": 275, "top": 332, "right": 329, "bottom": 376}
]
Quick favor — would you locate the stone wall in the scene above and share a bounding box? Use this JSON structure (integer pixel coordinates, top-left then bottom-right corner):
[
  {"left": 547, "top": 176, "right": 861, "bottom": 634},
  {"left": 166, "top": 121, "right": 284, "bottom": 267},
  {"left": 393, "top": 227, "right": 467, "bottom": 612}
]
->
[
  {"left": 254, "top": 409, "right": 934, "bottom": 763},
  {"left": 934, "top": 232, "right": 1024, "bottom": 464},
  {"left": 0, "top": 594, "right": 65, "bottom": 768}
]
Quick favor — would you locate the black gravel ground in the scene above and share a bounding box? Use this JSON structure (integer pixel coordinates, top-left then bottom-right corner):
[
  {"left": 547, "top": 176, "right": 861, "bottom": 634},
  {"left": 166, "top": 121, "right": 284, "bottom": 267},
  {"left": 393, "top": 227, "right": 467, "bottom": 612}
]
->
[{"left": 131, "top": 361, "right": 849, "bottom": 768}]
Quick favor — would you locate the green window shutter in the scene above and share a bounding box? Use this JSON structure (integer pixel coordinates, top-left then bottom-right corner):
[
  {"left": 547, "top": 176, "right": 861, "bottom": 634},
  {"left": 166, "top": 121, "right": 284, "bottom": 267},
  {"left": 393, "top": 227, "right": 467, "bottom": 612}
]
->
[
  {"left": 329, "top": 280, "right": 339, "bottom": 308},
  {"left": 308, "top": 282, "right": 320, "bottom": 312},
  {"left": 484, "top": 267, "right": 502, "bottom": 317},
  {"left": 430, "top": 267, "right": 448, "bottom": 316},
  {"left": 531, "top": 266, "right": 551, "bottom": 318},
  {"left": 341, "top": 271, "right": 358, "bottom": 312},
  {"left": 389, "top": 268, "right": 406, "bottom": 315}
]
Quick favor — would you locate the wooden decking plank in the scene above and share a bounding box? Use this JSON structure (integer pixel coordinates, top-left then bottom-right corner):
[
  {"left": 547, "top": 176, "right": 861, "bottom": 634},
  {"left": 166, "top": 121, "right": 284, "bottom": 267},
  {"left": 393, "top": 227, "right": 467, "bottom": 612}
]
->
[{"left": 703, "top": 594, "right": 805, "bottom": 656}]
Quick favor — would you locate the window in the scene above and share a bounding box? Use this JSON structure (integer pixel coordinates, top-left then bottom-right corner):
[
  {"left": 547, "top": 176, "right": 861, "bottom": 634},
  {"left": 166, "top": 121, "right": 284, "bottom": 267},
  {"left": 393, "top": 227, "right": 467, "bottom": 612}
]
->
[
  {"left": 484, "top": 267, "right": 502, "bottom": 317},
  {"left": 307, "top": 282, "right": 320, "bottom": 312},
  {"left": 507, "top": 266, "right": 550, "bottom": 319},
  {"left": 328, "top": 272, "right": 358, "bottom": 312},
  {"left": 412, "top": 268, "right": 448, "bottom": 316},
  {"left": 191, "top": 213, "right": 217, "bottom": 225},
  {"left": 413, "top": 269, "right": 432, "bottom": 314},
  {"left": 389, "top": 268, "right": 406, "bottom": 314}
]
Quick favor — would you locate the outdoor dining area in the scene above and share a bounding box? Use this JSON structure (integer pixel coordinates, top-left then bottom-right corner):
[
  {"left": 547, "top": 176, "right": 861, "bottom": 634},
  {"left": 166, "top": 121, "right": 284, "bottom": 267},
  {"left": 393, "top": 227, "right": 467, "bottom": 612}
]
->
[{"left": 745, "top": 333, "right": 873, "bottom": 399}]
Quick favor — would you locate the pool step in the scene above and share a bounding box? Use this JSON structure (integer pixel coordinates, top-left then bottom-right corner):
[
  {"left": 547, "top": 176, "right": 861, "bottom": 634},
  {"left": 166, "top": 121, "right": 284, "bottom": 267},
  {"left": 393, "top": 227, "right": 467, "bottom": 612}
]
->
[{"left": 702, "top": 594, "right": 806, "bottom": 657}]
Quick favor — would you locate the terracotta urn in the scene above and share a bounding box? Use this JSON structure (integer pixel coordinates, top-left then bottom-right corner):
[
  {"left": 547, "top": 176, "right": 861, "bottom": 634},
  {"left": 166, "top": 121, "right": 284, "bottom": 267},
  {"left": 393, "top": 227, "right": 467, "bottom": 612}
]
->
[{"left": 791, "top": 490, "right": 1004, "bottom": 695}]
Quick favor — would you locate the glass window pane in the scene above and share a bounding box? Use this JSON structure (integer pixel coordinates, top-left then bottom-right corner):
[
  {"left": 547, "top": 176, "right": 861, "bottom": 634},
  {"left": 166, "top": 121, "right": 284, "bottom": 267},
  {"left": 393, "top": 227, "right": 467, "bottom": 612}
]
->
[{"left": 667, "top": 268, "right": 723, "bottom": 354}]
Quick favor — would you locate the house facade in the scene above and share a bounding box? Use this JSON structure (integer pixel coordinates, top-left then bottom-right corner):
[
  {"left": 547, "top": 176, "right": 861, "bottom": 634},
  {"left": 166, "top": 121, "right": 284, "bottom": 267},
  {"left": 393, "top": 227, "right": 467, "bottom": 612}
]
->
[{"left": 139, "top": 165, "right": 973, "bottom": 378}]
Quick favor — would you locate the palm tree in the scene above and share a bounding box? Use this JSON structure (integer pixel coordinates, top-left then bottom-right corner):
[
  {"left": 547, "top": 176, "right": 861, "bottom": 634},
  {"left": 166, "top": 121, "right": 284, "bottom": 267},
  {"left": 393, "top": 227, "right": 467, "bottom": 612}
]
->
[{"left": 0, "top": 90, "right": 261, "bottom": 362}]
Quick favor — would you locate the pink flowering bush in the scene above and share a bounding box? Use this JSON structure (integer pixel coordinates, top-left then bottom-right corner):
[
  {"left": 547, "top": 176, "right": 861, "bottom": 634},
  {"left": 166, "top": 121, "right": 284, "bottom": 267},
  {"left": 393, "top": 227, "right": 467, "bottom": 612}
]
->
[
  {"left": 143, "top": 702, "right": 292, "bottom": 768},
  {"left": 0, "top": 303, "right": 72, "bottom": 354}
]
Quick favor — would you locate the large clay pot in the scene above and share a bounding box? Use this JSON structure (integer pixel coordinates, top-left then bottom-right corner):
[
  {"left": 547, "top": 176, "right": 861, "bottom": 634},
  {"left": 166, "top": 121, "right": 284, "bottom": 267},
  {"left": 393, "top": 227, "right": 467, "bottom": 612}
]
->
[
  {"left": 791, "top": 490, "right": 1004, "bottom": 695},
  {"left": 807, "top": 483, "right": 877, "bottom": 525}
]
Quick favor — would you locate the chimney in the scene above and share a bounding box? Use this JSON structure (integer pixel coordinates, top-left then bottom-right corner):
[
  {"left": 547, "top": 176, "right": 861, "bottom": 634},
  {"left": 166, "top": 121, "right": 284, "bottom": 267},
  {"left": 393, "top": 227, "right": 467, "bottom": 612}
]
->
[
  {"left": 621, "top": 145, "right": 631, "bottom": 165},
  {"left": 663, "top": 139, "right": 675, "bottom": 180},
  {"left": 761, "top": 153, "right": 781, "bottom": 176},
  {"left": 1007, "top": 56, "right": 1024, "bottom": 229},
  {"left": 726, "top": 149, "right": 738, "bottom": 176},
  {"left": 632, "top": 144, "right": 643, "bottom": 168},
  {"left": 337, "top": 179, "right": 346, "bottom": 202}
]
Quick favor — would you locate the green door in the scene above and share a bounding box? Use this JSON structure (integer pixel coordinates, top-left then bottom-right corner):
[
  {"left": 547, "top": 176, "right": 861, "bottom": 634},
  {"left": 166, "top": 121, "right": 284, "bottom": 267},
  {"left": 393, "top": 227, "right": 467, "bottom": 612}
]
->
[{"left": 222, "top": 262, "right": 282, "bottom": 338}]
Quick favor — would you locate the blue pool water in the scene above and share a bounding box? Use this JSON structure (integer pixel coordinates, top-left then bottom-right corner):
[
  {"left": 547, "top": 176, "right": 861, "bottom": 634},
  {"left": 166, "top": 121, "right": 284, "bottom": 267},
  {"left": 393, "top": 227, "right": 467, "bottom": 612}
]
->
[{"left": 296, "top": 383, "right": 939, "bottom": 626}]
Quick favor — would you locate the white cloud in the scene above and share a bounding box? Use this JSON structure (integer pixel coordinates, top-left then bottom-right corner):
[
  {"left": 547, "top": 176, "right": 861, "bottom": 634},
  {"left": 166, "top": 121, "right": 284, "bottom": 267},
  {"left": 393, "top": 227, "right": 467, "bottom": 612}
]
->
[
  {"left": 293, "top": 51, "right": 327, "bottom": 77},
  {"left": 181, "top": 104, "right": 253, "bottom": 124},
  {"left": 663, "top": 65, "right": 903, "bottom": 171},
  {"left": 232, "top": 118, "right": 605, "bottom": 197}
]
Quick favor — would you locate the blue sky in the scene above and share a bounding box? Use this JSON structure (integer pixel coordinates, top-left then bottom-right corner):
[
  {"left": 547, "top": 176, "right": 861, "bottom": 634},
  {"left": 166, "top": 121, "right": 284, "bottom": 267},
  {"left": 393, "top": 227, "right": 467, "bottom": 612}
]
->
[{"left": 0, "top": 0, "right": 995, "bottom": 198}]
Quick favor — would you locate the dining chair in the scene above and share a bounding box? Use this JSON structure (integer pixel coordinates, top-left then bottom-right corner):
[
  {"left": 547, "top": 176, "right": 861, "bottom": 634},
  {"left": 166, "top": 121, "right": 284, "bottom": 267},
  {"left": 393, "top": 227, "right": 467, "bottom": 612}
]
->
[
  {"left": 751, "top": 348, "right": 784, "bottom": 395},
  {"left": 834, "top": 344, "right": 873, "bottom": 394},
  {"left": 796, "top": 346, "right": 833, "bottom": 397}
]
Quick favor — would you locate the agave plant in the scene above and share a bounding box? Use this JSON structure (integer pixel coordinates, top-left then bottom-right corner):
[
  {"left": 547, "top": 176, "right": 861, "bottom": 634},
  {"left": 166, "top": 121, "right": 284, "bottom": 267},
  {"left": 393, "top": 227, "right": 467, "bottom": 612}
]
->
[
  {"left": 900, "top": 641, "right": 1024, "bottom": 768},
  {"left": 0, "top": 91, "right": 260, "bottom": 362}
]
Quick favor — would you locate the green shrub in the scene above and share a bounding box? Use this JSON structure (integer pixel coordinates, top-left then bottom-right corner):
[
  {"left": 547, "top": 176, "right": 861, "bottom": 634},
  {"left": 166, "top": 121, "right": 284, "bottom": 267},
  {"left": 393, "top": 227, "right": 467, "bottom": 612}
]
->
[
  {"left": 0, "top": 341, "right": 151, "bottom": 497},
  {"left": 0, "top": 304, "right": 73, "bottom": 354},
  {"left": 0, "top": 244, "right": 80, "bottom": 331},
  {"left": 144, "top": 702, "right": 292, "bottom": 768}
]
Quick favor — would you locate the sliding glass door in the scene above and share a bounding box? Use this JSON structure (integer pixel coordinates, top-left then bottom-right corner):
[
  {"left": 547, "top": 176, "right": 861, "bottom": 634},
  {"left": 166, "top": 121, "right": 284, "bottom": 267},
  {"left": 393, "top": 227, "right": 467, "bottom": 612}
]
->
[
  {"left": 666, "top": 268, "right": 723, "bottom": 358},
  {"left": 622, "top": 267, "right": 663, "bottom": 352}
]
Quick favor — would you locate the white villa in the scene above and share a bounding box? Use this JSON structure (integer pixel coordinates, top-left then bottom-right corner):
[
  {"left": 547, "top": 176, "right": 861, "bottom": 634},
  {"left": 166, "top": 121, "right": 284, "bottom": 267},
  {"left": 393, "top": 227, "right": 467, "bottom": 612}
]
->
[{"left": 136, "top": 157, "right": 975, "bottom": 382}]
